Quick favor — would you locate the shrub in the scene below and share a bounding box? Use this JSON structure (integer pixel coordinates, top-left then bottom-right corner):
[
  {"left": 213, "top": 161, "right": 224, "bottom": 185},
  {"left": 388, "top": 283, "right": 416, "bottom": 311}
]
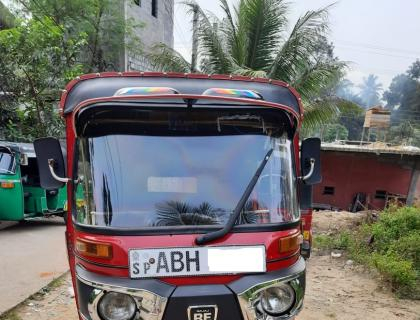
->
[
  {"left": 313, "top": 206, "right": 420, "bottom": 299},
  {"left": 371, "top": 253, "right": 417, "bottom": 294}
]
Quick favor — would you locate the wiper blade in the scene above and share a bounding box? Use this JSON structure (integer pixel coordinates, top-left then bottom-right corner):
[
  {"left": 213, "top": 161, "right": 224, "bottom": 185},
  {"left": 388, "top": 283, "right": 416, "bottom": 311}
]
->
[{"left": 195, "top": 148, "right": 274, "bottom": 245}]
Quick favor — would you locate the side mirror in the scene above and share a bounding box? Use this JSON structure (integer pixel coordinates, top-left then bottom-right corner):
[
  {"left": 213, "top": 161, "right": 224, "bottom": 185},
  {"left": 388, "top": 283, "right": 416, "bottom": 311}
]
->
[
  {"left": 34, "top": 137, "right": 68, "bottom": 189},
  {"left": 300, "top": 138, "right": 322, "bottom": 185}
]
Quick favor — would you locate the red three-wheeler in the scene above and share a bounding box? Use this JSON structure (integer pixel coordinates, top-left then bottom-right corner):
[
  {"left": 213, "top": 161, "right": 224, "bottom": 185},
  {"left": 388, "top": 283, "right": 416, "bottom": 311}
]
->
[{"left": 34, "top": 72, "right": 321, "bottom": 320}]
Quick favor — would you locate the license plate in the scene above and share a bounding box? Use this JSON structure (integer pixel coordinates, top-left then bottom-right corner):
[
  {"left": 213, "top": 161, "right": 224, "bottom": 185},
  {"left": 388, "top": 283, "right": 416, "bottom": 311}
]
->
[{"left": 129, "top": 245, "right": 266, "bottom": 278}]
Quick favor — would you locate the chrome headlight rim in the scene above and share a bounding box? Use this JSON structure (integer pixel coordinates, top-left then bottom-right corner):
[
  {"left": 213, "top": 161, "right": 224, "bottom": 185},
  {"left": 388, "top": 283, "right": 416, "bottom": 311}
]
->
[
  {"left": 77, "top": 265, "right": 168, "bottom": 320},
  {"left": 86, "top": 286, "right": 167, "bottom": 320},
  {"left": 88, "top": 289, "right": 139, "bottom": 320},
  {"left": 237, "top": 272, "right": 305, "bottom": 320},
  {"left": 97, "top": 291, "right": 137, "bottom": 320},
  {"left": 259, "top": 283, "right": 296, "bottom": 316}
]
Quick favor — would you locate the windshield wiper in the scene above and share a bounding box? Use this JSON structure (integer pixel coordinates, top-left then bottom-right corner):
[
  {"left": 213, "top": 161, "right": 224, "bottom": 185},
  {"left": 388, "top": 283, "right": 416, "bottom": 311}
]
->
[{"left": 195, "top": 148, "right": 274, "bottom": 245}]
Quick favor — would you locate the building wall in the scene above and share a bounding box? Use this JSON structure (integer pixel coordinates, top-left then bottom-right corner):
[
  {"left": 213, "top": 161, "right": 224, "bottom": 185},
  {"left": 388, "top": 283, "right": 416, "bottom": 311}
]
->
[
  {"left": 0, "top": 1, "right": 14, "bottom": 30},
  {"left": 313, "top": 151, "right": 418, "bottom": 210},
  {"left": 125, "top": 0, "right": 174, "bottom": 71}
]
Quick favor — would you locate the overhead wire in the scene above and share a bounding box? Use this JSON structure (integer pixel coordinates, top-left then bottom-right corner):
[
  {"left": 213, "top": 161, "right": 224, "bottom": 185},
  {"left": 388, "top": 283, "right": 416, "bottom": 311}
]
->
[
  {"left": 335, "top": 44, "right": 419, "bottom": 61},
  {"left": 335, "top": 40, "right": 420, "bottom": 56}
]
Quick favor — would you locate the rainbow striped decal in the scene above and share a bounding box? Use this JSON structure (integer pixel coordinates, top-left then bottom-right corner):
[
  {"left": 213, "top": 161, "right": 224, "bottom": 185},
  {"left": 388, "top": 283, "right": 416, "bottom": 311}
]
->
[
  {"left": 114, "top": 87, "right": 179, "bottom": 96},
  {"left": 203, "top": 88, "right": 263, "bottom": 100}
]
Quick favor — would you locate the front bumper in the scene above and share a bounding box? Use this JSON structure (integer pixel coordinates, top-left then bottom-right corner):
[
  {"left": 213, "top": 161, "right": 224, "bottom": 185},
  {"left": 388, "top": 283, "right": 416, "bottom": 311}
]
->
[{"left": 76, "top": 258, "right": 305, "bottom": 320}]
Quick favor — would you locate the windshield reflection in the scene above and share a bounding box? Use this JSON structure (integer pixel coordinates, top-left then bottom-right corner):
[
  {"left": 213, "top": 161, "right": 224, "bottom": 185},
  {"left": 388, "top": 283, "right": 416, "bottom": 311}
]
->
[
  {"left": 0, "top": 152, "right": 16, "bottom": 175},
  {"left": 75, "top": 109, "right": 298, "bottom": 229}
]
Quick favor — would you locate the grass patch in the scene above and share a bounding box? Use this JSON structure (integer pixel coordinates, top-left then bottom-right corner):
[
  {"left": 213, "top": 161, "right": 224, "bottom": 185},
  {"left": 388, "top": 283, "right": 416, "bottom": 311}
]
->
[
  {"left": 314, "top": 205, "right": 420, "bottom": 299},
  {"left": 314, "top": 231, "right": 351, "bottom": 251},
  {"left": 48, "top": 276, "right": 65, "bottom": 289},
  {"left": 0, "top": 311, "right": 22, "bottom": 320}
]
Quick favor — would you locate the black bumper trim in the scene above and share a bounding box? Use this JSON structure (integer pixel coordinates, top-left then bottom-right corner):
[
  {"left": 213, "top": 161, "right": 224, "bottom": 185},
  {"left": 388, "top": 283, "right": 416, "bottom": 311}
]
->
[
  {"left": 76, "top": 264, "right": 175, "bottom": 297},
  {"left": 228, "top": 257, "right": 305, "bottom": 294}
]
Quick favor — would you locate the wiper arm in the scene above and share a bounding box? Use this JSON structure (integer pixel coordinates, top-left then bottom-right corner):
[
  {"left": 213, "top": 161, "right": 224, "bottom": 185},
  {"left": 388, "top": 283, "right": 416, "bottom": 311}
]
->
[{"left": 195, "top": 148, "right": 274, "bottom": 245}]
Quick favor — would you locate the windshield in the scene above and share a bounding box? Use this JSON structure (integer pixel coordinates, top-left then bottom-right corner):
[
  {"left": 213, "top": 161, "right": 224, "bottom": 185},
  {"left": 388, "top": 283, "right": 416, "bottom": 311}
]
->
[
  {"left": 0, "top": 151, "right": 16, "bottom": 175},
  {"left": 75, "top": 109, "right": 298, "bottom": 229}
]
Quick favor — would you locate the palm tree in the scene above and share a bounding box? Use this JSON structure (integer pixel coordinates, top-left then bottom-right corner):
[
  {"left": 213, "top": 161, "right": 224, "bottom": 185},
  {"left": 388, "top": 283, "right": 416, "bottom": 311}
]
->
[
  {"left": 153, "top": 200, "right": 260, "bottom": 226},
  {"left": 148, "top": 0, "right": 350, "bottom": 130},
  {"left": 154, "top": 201, "right": 220, "bottom": 226},
  {"left": 359, "top": 74, "right": 383, "bottom": 108}
]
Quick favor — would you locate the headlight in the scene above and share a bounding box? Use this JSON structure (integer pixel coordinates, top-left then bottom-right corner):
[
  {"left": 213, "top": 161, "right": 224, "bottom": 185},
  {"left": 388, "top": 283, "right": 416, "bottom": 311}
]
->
[
  {"left": 98, "top": 292, "right": 137, "bottom": 320},
  {"left": 259, "top": 284, "right": 295, "bottom": 316}
]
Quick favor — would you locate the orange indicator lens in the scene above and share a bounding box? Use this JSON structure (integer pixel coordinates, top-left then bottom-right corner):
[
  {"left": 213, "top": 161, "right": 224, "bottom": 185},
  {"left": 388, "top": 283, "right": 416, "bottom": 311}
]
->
[
  {"left": 1, "top": 182, "right": 15, "bottom": 189},
  {"left": 279, "top": 233, "right": 303, "bottom": 253},
  {"left": 76, "top": 239, "right": 113, "bottom": 259}
]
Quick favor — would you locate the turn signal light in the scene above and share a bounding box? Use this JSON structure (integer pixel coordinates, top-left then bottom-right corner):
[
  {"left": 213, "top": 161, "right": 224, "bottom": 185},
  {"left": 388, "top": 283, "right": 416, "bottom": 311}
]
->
[
  {"left": 278, "top": 233, "right": 303, "bottom": 253},
  {"left": 76, "top": 239, "right": 113, "bottom": 259},
  {"left": 1, "top": 182, "right": 15, "bottom": 189}
]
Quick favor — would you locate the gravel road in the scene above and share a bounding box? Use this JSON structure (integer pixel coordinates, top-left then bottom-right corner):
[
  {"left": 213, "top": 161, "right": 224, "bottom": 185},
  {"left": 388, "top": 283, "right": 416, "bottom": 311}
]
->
[
  {"left": 1, "top": 212, "right": 419, "bottom": 320},
  {"left": 4, "top": 253, "right": 419, "bottom": 320}
]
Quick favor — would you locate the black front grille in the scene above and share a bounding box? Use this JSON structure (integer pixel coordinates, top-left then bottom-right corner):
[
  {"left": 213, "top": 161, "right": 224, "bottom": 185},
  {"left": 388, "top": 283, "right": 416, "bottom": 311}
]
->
[{"left": 163, "top": 284, "right": 243, "bottom": 320}]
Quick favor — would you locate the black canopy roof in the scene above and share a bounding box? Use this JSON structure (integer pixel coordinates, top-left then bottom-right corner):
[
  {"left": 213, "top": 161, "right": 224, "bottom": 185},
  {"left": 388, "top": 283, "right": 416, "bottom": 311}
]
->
[{"left": 62, "top": 73, "right": 302, "bottom": 116}]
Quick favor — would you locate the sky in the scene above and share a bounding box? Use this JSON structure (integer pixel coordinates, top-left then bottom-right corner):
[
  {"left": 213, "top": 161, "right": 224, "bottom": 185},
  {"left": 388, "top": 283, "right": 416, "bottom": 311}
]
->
[{"left": 174, "top": 0, "right": 420, "bottom": 91}]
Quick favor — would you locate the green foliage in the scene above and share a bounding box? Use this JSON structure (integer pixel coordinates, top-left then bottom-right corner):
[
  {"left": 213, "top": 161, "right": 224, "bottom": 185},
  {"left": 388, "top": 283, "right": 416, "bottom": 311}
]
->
[
  {"left": 383, "top": 60, "right": 420, "bottom": 147},
  {"left": 316, "top": 206, "right": 420, "bottom": 298},
  {"left": 16, "top": 0, "right": 143, "bottom": 72},
  {"left": 149, "top": 0, "right": 350, "bottom": 129},
  {"left": 322, "top": 123, "right": 349, "bottom": 142},
  {"left": 0, "top": 17, "right": 86, "bottom": 140},
  {"left": 371, "top": 254, "right": 417, "bottom": 293},
  {"left": 1, "top": 0, "right": 143, "bottom": 141},
  {"left": 314, "top": 231, "right": 351, "bottom": 251}
]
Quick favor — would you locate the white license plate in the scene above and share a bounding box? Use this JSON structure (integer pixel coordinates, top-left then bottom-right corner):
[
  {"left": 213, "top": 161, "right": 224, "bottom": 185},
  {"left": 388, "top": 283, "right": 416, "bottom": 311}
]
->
[{"left": 129, "top": 245, "right": 266, "bottom": 278}]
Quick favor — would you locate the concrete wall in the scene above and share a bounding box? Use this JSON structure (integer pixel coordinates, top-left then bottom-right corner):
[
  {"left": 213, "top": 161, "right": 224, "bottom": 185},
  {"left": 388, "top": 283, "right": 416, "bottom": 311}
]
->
[
  {"left": 0, "top": 1, "right": 15, "bottom": 30},
  {"left": 125, "top": 0, "right": 174, "bottom": 71},
  {"left": 313, "top": 151, "right": 419, "bottom": 210}
]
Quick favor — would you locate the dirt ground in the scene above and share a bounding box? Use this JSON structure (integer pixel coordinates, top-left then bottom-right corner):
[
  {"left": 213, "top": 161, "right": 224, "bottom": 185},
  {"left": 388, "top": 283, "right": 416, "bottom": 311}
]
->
[{"left": 2, "top": 211, "right": 419, "bottom": 320}]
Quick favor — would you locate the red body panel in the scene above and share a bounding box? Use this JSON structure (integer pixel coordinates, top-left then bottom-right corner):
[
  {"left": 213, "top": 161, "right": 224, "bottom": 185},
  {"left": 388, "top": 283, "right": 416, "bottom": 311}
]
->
[
  {"left": 60, "top": 72, "right": 307, "bottom": 320},
  {"left": 73, "top": 230, "right": 300, "bottom": 285},
  {"left": 313, "top": 151, "right": 414, "bottom": 210}
]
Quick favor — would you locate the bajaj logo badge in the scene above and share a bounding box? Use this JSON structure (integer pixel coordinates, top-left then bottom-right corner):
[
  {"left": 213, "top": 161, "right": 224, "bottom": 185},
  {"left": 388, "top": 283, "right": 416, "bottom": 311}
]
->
[{"left": 188, "top": 305, "right": 218, "bottom": 320}]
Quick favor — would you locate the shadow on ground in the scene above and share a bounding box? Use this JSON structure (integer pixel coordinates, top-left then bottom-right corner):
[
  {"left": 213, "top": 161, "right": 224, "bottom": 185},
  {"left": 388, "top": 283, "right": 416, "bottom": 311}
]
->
[{"left": 0, "top": 217, "right": 65, "bottom": 231}]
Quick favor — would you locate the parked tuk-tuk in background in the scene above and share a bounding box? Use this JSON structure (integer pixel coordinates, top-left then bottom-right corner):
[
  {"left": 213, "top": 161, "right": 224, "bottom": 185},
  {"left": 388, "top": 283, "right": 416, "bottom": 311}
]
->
[
  {"left": 0, "top": 141, "right": 68, "bottom": 221},
  {"left": 34, "top": 72, "right": 321, "bottom": 320}
]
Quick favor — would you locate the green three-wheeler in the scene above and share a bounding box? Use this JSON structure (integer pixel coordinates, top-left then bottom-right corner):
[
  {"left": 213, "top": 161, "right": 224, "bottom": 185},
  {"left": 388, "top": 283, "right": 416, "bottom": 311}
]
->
[{"left": 0, "top": 141, "right": 68, "bottom": 221}]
